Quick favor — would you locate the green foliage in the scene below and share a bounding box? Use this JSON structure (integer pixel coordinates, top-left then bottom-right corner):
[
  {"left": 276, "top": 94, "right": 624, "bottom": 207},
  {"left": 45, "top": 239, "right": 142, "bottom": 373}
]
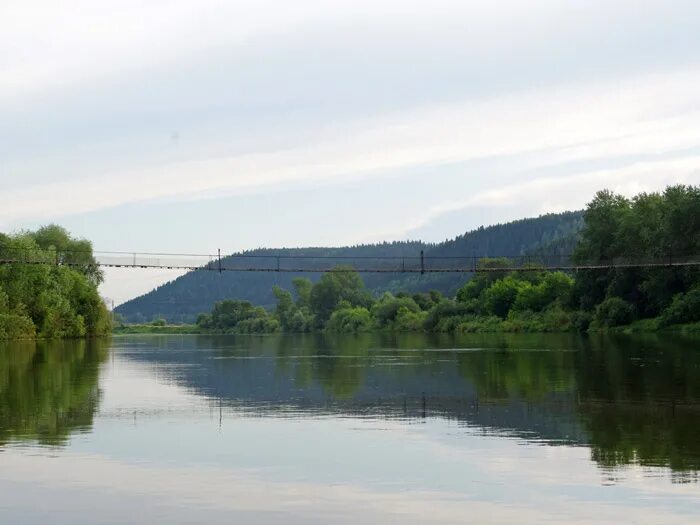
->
[
  {"left": 196, "top": 313, "right": 212, "bottom": 328},
  {"left": 482, "top": 277, "right": 531, "bottom": 319},
  {"left": 409, "top": 290, "right": 443, "bottom": 311},
  {"left": 456, "top": 258, "right": 512, "bottom": 304},
  {"left": 394, "top": 307, "right": 428, "bottom": 331},
  {"left": 199, "top": 299, "right": 279, "bottom": 333},
  {"left": 116, "top": 212, "right": 584, "bottom": 323},
  {"left": 594, "top": 297, "right": 636, "bottom": 327},
  {"left": 513, "top": 272, "right": 574, "bottom": 312},
  {"left": 0, "top": 313, "right": 36, "bottom": 339},
  {"left": 660, "top": 288, "right": 700, "bottom": 326},
  {"left": 574, "top": 185, "right": 700, "bottom": 316},
  {"left": 423, "top": 299, "right": 475, "bottom": 332},
  {"left": 112, "top": 323, "right": 200, "bottom": 334},
  {"left": 272, "top": 284, "right": 314, "bottom": 332},
  {"left": 292, "top": 278, "right": 313, "bottom": 308},
  {"left": 0, "top": 227, "right": 111, "bottom": 339},
  {"left": 309, "top": 267, "right": 372, "bottom": 327},
  {"left": 326, "top": 304, "right": 373, "bottom": 333},
  {"left": 31, "top": 225, "right": 104, "bottom": 285},
  {"left": 156, "top": 184, "right": 700, "bottom": 334},
  {"left": 371, "top": 292, "right": 421, "bottom": 329}
]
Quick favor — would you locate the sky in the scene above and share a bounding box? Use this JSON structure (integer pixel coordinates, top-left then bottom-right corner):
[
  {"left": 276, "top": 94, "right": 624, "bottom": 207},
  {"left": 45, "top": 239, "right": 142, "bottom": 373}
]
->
[{"left": 2, "top": 0, "right": 700, "bottom": 304}]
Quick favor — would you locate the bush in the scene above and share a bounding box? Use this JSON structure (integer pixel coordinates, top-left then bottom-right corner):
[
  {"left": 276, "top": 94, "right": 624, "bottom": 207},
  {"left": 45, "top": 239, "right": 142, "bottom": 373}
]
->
[
  {"left": 393, "top": 307, "right": 427, "bottom": 331},
  {"left": 513, "top": 272, "right": 574, "bottom": 312},
  {"left": 570, "top": 311, "right": 593, "bottom": 332},
  {"left": 0, "top": 313, "right": 36, "bottom": 339},
  {"left": 482, "top": 277, "right": 531, "bottom": 319},
  {"left": 594, "top": 297, "right": 636, "bottom": 327},
  {"left": 660, "top": 288, "right": 700, "bottom": 326},
  {"left": 326, "top": 306, "right": 373, "bottom": 333},
  {"left": 423, "top": 299, "right": 474, "bottom": 331},
  {"left": 371, "top": 292, "right": 420, "bottom": 328}
]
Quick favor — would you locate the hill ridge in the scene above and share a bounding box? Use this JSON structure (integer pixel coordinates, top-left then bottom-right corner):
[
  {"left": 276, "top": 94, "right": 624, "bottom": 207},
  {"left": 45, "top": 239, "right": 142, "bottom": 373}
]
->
[{"left": 116, "top": 210, "right": 583, "bottom": 323}]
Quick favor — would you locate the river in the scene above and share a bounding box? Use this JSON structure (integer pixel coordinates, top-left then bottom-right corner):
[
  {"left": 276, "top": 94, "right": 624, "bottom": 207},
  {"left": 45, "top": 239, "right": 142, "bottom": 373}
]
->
[{"left": 1, "top": 333, "right": 699, "bottom": 524}]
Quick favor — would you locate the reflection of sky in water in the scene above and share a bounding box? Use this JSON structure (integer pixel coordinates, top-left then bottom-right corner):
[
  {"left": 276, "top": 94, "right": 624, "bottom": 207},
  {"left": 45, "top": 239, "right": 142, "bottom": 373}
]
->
[{"left": 1, "top": 339, "right": 699, "bottom": 524}]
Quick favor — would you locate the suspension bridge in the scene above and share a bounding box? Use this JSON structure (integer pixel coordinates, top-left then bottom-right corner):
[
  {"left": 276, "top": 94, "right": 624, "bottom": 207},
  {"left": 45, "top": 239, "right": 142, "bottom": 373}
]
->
[{"left": 1, "top": 248, "right": 699, "bottom": 274}]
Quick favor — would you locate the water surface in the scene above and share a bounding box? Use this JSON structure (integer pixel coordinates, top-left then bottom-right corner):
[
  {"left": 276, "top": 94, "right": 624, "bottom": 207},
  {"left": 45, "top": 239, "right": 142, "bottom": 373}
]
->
[{"left": 1, "top": 333, "right": 699, "bottom": 524}]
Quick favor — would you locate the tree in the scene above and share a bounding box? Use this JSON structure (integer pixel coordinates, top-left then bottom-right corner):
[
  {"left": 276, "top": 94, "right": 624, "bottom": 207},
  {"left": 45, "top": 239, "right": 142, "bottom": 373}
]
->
[
  {"left": 326, "top": 303, "right": 372, "bottom": 332},
  {"left": 0, "top": 227, "right": 111, "bottom": 339},
  {"left": 309, "top": 267, "right": 372, "bottom": 327},
  {"left": 513, "top": 272, "right": 574, "bottom": 312},
  {"left": 292, "top": 278, "right": 313, "bottom": 308},
  {"left": 371, "top": 292, "right": 420, "bottom": 328},
  {"left": 594, "top": 297, "right": 636, "bottom": 327}
]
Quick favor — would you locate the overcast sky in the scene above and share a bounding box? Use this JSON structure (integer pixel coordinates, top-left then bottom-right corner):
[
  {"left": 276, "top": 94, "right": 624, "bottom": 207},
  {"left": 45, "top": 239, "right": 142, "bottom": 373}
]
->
[{"left": 2, "top": 0, "right": 700, "bottom": 304}]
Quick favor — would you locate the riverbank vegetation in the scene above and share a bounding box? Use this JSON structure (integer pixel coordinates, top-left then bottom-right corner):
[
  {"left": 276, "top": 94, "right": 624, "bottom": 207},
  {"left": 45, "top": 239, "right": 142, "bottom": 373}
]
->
[
  {"left": 0, "top": 226, "right": 111, "bottom": 340},
  {"left": 116, "top": 212, "right": 584, "bottom": 323},
  {"left": 185, "top": 185, "right": 700, "bottom": 335}
]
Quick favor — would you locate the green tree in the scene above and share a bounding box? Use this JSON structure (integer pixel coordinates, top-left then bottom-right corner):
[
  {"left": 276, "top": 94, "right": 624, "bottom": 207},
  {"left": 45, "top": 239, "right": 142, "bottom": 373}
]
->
[
  {"left": 482, "top": 277, "right": 531, "bottom": 319},
  {"left": 309, "top": 267, "right": 372, "bottom": 327},
  {"left": 326, "top": 303, "right": 373, "bottom": 332},
  {"left": 371, "top": 292, "right": 421, "bottom": 329},
  {"left": 292, "top": 277, "right": 313, "bottom": 308},
  {"left": 513, "top": 272, "right": 574, "bottom": 312},
  {"left": 594, "top": 297, "right": 636, "bottom": 327},
  {"left": 0, "top": 228, "right": 110, "bottom": 339}
]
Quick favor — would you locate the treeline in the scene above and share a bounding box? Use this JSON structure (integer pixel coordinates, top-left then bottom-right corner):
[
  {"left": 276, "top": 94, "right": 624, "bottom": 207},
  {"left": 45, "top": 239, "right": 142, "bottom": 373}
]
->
[
  {"left": 116, "top": 211, "right": 584, "bottom": 323},
  {"left": 573, "top": 185, "right": 700, "bottom": 327},
  {"left": 195, "top": 262, "right": 579, "bottom": 334},
  {"left": 0, "top": 226, "right": 111, "bottom": 339},
  {"left": 195, "top": 185, "right": 700, "bottom": 334}
]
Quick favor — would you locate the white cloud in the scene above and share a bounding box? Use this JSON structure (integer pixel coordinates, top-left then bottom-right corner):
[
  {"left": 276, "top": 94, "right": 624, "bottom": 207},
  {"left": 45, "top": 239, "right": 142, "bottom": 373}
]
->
[
  {"left": 2, "top": 0, "right": 700, "bottom": 302},
  {"left": 3, "top": 68, "right": 700, "bottom": 227},
  {"left": 388, "top": 156, "right": 700, "bottom": 240}
]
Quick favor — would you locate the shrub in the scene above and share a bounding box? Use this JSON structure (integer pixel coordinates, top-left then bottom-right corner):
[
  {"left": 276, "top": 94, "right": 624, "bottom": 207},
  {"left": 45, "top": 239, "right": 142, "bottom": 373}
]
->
[
  {"left": 570, "top": 311, "right": 593, "bottom": 332},
  {"left": 423, "top": 299, "right": 474, "bottom": 331},
  {"left": 393, "top": 307, "right": 428, "bottom": 331},
  {"left": 594, "top": 297, "right": 636, "bottom": 327},
  {"left": 513, "top": 272, "right": 574, "bottom": 312},
  {"left": 326, "top": 306, "right": 372, "bottom": 333},
  {"left": 482, "top": 277, "right": 531, "bottom": 319},
  {"left": 371, "top": 292, "right": 420, "bottom": 328},
  {"left": 0, "top": 313, "right": 36, "bottom": 339},
  {"left": 660, "top": 288, "right": 700, "bottom": 326}
]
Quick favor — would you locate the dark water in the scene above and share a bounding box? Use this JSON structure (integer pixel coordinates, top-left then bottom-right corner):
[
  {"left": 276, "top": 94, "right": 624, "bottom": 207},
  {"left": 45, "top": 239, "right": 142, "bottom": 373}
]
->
[{"left": 1, "top": 333, "right": 699, "bottom": 524}]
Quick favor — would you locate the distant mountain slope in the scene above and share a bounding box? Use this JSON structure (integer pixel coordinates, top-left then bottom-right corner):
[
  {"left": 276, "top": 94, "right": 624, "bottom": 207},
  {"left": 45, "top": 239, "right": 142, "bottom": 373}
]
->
[{"left": 116, "top": 211, "right": 583, "bottom": 323}]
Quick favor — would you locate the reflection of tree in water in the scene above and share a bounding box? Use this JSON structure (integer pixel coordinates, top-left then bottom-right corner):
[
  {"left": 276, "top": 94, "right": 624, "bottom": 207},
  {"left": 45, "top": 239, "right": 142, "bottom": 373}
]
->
[
  {"left": 272, "top": 332, "right": 473, "bottom": 399},
  {"left": 454, "top": 334, "right": 580, "bottom": 401},
  {"left": 273, "top": 334, "right": 373, "bottom": 399},
  {"left": 0, "top": 338, "right": 108, "bottom": 446},
  {"left": 576, "top": 334, "right": 700, "bottom": 479},
  {"left": 121, "top": 332, "right": 700, "bottom": 477},
  {"left": 279, "top": 331, "right": 700, "bottom": 477}
]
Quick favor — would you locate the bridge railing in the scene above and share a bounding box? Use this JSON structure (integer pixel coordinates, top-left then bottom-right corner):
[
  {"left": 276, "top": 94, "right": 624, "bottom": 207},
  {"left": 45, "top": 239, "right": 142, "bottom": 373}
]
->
[{"left": 1, "top": 247, "right": 699, "bottom": 272}]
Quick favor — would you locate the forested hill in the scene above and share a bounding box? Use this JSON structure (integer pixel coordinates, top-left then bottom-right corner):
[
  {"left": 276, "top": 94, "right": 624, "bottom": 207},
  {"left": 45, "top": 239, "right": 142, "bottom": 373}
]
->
[{"left": 115, "top": 211, "right": 583, "bottom": 323}]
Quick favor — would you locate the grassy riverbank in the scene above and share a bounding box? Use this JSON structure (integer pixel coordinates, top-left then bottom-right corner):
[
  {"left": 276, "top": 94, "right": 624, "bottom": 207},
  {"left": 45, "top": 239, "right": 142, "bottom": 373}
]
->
[{"left": 112, "top": 324, "right": 200, "bottom": 335}]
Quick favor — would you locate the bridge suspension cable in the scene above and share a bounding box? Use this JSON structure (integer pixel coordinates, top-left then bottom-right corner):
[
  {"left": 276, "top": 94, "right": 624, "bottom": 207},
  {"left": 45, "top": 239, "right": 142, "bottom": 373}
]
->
[{"left": 1, "top": 247, "right": 699, "bottom": 273}]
